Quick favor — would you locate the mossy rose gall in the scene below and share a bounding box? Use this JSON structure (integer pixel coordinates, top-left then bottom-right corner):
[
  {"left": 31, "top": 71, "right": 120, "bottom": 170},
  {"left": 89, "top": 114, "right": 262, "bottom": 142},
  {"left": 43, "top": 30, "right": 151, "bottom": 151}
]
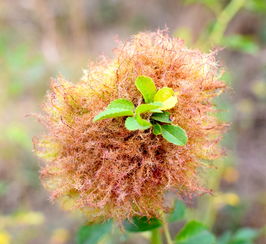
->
[{"left": 33, "top": 30, "right": 227, "bottom": 223}]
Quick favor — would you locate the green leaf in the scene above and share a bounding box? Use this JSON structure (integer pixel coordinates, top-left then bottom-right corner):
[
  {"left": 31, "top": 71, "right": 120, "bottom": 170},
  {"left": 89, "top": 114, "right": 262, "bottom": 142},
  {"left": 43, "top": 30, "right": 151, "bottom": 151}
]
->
[
  {"left": 135, "top": 116, "right": 152, "bottom": 127},
  {"left": 151, "top": 112, "right": 172, "bottom": 123},
  {"left": 167, "top": 199, "right": 186, "bottom": 223},
  {"left": 154, "top": 87, "right": 178, "bottom": 110},
  {"left": 75, "top": 220, "right": 112, "bottom": 244},
  {"left": 175, "top": 221, "right": 216, "bottom": 244},
  {"left": 161, "top": 124, "right": 188, "bottom": 146},
  {"left": 135, "top": 102, "right": 162, "bottom": 115},
  {"left": 125, "top": 117, "right": 151, "bottom": 131},
  {"left": 107, "top": 98, "right": 135, "bottom": 111},
  {"left": 217, "top": 231, "right": 232, "bottom": 244},
  {"left": 124, "top": 216, "right": 162, "bottom": 232},
  {"left": 176, "top": 221, "right": 206, "bottom": 240},
  {"left": 135, "top": 102, "right": 162, "bottom": 127},
  {"left": 153, "top": 123, "right": 162, "bottom": 135},
  {"left": 233, "top": 228, "right": 259, "bottom": 241},
  {"left": 93, "top": 108, "right": 134, "bottom": 121},
  {"left": 150, "top": 109, "right": 163, "bottom": 113},
  {"left": 135, "top": 76, "right": 157, "bottom": 103}
]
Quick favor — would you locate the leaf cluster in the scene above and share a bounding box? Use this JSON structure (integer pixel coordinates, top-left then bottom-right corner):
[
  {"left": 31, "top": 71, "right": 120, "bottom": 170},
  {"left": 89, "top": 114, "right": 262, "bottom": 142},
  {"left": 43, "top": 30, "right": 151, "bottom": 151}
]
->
[{"left": 94, "top": 76, "right": 188, "bottom": 146}]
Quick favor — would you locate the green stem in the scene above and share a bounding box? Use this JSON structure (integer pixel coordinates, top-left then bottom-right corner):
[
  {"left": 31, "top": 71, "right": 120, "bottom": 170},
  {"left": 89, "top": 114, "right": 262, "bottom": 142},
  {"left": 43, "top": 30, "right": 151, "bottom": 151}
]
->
[
  {"left": 151, "top": 228, "right": 162, "bottom": 244},
  {"left": 195, "top": 0, "right": 246, "bottom": 228},
  {"left": 208, "top": 0, "right": 245, "bottom": 46},
  {"left": 162, "top": 214, "right": 173, "bottom": 244},
  {"left": 198, "top": 160, "right": 226, "bottom": 228}
]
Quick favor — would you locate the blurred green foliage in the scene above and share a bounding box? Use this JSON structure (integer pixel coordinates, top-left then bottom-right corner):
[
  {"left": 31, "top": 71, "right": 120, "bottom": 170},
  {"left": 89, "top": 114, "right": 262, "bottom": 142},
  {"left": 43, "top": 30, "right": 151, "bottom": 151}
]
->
[
  {"left": 221, "top": 35, "right": 259, "bottom": 54},
  {"left": 76, "top": 203, "right": 264, "bottom": 244}
]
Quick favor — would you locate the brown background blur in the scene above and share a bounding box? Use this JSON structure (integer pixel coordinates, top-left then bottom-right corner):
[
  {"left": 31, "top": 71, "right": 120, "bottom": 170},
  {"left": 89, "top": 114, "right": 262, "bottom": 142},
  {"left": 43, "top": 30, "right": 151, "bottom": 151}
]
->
[{"left": 0, "top": 0, "right": 266, "bottom": 243}]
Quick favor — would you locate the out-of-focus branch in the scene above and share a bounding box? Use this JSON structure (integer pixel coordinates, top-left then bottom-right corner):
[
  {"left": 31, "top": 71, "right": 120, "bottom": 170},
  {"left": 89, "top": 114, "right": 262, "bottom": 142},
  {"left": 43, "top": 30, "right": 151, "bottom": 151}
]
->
[
  {"left": 67, "top": 0, "right": 88, "bottom": 52},
  {"left": 208, "top": 0, "right": 246, "bottom": 46},
  {"left": 34, "top": 0, "right": 61, "bottom": 64}
]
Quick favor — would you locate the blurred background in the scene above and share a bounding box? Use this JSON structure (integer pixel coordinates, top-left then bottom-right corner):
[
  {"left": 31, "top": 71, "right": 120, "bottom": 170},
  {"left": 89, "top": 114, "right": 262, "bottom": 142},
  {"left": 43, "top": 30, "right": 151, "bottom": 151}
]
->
[{"left": 0, "top": 0, "right": 266, "bottom": 243}]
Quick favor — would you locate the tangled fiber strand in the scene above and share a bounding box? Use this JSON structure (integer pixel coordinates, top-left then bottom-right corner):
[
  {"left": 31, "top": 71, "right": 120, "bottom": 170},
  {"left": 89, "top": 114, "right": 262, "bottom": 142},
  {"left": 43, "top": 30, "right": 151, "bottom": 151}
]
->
[{"left": 34, "top": 30, "right": 227, "bottom": 223}]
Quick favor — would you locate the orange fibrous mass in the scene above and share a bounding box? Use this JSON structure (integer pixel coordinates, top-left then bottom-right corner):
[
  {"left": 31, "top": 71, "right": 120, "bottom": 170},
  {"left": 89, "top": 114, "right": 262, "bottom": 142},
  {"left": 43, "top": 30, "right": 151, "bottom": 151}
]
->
[{"left": 34, "top": 30, "right": 227, "bottom": 223}]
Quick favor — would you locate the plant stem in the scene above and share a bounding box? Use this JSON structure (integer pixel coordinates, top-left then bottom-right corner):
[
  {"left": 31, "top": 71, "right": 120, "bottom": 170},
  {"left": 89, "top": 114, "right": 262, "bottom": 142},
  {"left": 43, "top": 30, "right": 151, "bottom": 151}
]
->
[
  {"left": 208, "top": 0, "right": 245, "bottom": 46},
  {"left": 198, "top": 159, "right": 226, "bottom": 228},
  {"left": 151, "top": 228, "right": 162, "bottom": 244},
  {"left": 162, "top": 214, "right": 173, "bottom": 244},
  {"left": 195, "top": 0, "right": 245, "bottom": 228}
]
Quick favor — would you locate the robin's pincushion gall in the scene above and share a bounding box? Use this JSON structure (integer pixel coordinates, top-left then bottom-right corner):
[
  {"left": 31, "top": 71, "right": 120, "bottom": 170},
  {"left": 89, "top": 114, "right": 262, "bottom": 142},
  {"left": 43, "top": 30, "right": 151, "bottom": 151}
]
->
[{"left": 34, "top": 31, "right": 227, "bottom": 223}]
